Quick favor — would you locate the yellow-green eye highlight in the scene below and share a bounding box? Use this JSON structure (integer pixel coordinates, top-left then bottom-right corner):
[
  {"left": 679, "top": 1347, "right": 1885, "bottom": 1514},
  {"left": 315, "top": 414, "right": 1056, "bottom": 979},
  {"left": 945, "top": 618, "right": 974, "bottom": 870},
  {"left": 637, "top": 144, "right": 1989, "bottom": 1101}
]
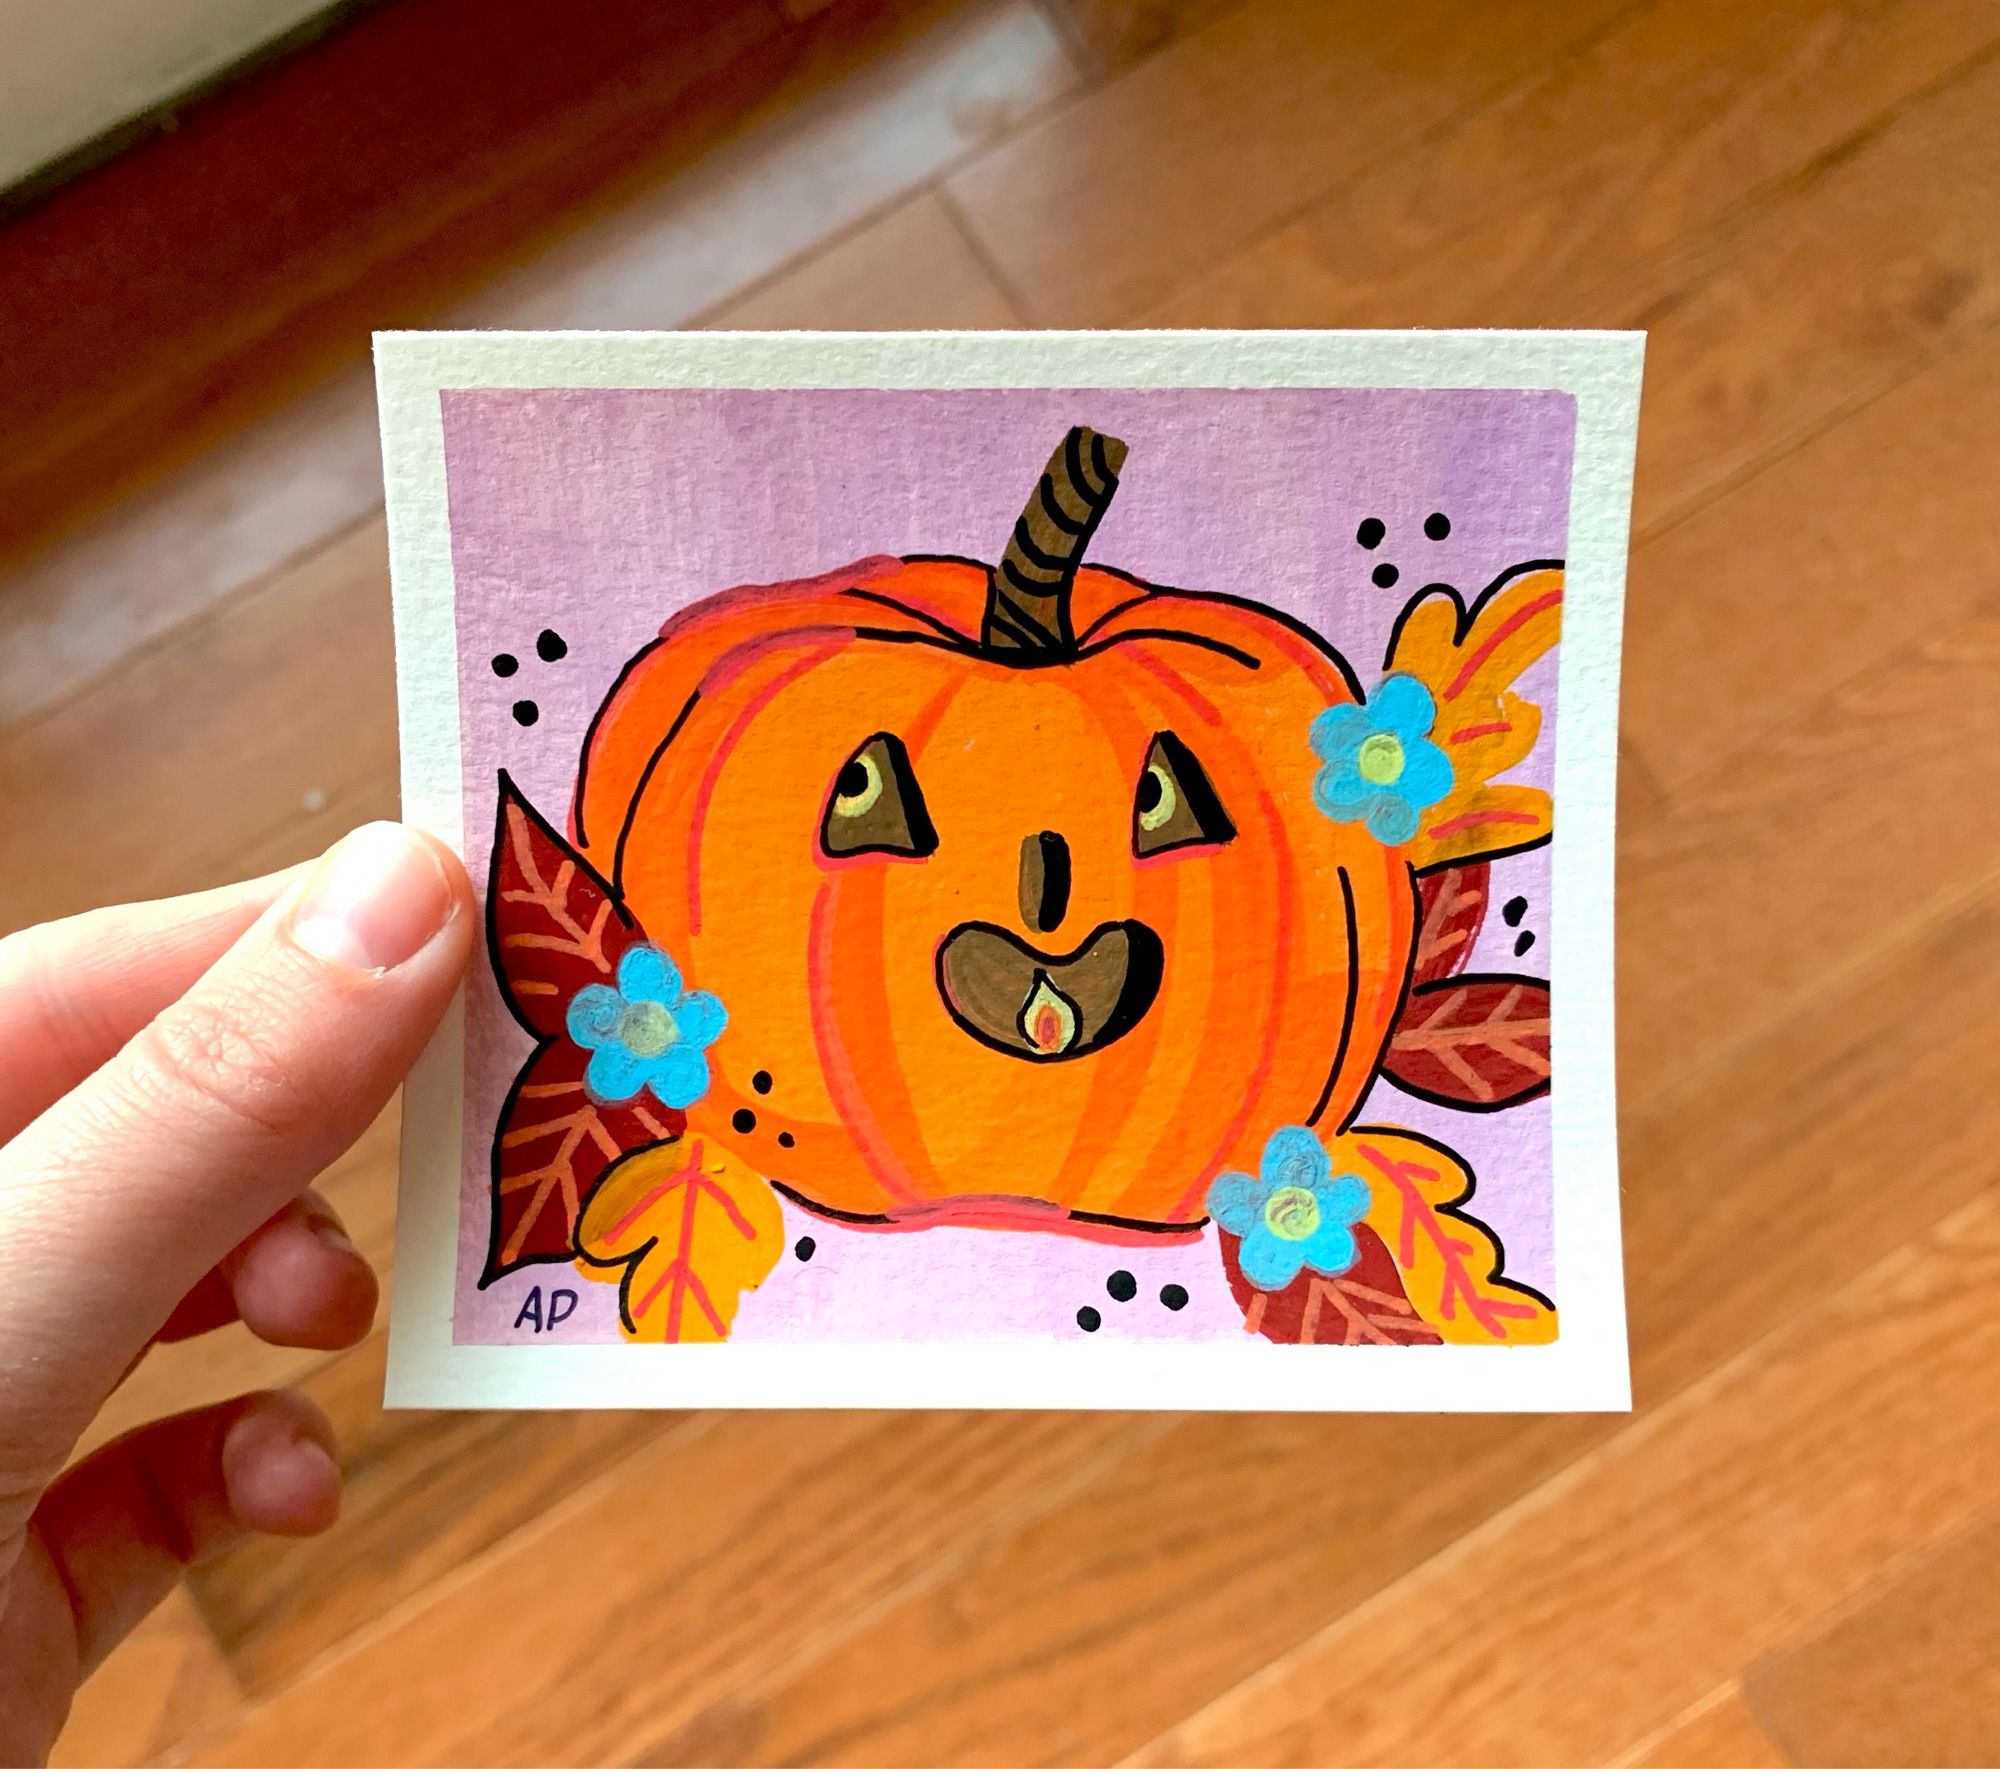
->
[
  {"left": 1132, "top": 731, "right": 1236, "bottom": 857},
  {"left": 820, "top": 733, "right": 939, "bottom": 860},
  {"left": 832, "top": 753, "right": 884, "bottom": 818}
]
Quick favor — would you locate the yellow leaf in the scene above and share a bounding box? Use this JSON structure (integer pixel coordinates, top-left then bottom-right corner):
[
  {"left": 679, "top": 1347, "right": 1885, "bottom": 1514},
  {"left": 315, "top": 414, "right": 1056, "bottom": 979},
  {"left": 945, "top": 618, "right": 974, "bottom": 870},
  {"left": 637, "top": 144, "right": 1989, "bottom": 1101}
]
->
[
  {"left": 574, "top": 1137, "right": 783, "bottom": 1342},
  {"left": 1331, "top": 1125, "right": 1558, "bottom": 1345},
  {"left": 1386, "top": 564, "right": 1562, "bottom": 871}
]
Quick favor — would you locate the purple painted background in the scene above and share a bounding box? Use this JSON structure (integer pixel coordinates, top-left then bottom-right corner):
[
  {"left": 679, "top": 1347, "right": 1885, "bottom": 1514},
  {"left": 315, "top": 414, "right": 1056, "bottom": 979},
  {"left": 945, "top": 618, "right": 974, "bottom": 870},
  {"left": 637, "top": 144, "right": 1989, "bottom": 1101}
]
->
[{"left": 438, "top": 386, "right": 1575, "bottom": 1345}]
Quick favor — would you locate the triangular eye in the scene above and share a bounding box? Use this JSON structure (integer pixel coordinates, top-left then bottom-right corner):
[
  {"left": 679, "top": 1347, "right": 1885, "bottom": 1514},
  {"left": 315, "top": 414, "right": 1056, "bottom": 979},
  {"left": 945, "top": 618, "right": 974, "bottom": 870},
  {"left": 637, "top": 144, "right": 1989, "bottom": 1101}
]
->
[
  {"left": 821, "top": 733, "right": 938, "bottom": 858},
  {"left": 1133, "top": 731, "right": 1236, "bottom": 857}
]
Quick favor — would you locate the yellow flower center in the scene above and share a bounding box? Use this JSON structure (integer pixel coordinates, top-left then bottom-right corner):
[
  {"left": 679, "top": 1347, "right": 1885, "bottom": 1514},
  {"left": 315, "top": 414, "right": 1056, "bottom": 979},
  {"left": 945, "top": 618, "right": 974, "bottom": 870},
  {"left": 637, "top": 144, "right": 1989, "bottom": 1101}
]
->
[
  {"left": 1357, "top": 731, "right": 1406, "bottom": 786},
  {"left": 620, "top": 999, "right": 680, "bottom": 1059},
  {"left": 1263, "top": 1184, "right": 1321, "bottom": 1242}
]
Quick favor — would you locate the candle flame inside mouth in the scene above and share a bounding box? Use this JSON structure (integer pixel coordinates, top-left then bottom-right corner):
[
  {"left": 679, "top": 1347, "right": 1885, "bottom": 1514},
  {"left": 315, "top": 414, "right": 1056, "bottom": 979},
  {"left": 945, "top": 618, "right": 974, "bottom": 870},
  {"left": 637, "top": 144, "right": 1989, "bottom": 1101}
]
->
[{"left": 1018, "top": 971, "right": 1080, "bottom": 1056}]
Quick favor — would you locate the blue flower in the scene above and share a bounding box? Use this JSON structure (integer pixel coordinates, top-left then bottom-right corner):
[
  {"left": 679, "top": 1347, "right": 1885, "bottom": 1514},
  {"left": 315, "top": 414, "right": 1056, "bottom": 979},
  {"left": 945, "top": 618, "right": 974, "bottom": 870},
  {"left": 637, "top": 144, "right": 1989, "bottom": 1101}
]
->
[
  {"left": 566, "top": 944, "right": 727, "bottom": 1109},
  {"left": 1206, "top": 1126, "right": 1372, "bottom": 1293},
  {"left": 1309, "top": 673, "right": 1454, "bottom": 846}
]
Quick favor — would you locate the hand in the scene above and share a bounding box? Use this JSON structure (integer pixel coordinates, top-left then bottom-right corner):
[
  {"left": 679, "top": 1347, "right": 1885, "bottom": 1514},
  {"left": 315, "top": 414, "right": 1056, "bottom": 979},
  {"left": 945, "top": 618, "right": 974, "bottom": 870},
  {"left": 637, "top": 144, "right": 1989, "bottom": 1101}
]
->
[{"left": 0, "top": 824, "right": 473, "bottom": 1763}]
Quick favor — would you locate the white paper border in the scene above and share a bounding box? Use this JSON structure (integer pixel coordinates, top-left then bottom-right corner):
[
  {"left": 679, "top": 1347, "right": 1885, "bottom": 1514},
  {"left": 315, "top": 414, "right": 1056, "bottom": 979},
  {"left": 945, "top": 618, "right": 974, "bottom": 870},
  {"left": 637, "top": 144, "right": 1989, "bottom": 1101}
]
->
[{"left": 377, "top": 329, "right": 1640, "bottom": 1412}]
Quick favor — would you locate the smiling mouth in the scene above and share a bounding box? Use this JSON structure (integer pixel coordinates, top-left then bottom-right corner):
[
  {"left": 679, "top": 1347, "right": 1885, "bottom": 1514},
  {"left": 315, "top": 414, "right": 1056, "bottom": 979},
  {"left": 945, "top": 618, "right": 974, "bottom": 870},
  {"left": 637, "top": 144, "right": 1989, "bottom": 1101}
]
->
[{"left": 935, "top": 920, "right": 1164, "bottom": 1062}]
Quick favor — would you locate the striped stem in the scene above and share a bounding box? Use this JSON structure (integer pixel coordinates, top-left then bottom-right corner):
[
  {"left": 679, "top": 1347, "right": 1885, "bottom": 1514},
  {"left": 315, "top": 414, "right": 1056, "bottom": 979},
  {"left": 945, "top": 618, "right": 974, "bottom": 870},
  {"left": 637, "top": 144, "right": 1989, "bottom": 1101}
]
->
[{"left": 981, "top": 425, "right": 1128, "bottom": 656}]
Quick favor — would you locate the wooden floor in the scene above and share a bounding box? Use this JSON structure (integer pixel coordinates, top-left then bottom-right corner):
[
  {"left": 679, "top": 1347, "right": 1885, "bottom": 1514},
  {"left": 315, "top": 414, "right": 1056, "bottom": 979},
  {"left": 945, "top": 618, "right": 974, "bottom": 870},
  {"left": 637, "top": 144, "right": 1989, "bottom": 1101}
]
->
[{"left": 3, "top": 0, "right": 1998, "bottom": 1762}]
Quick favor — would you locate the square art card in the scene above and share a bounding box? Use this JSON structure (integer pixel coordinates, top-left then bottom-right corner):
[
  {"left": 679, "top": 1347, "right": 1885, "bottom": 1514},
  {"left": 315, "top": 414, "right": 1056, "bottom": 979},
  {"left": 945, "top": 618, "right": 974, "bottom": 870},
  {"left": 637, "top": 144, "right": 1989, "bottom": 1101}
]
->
[{"left": 378, "top": 330, "right": 1640, "bottom": 1411}]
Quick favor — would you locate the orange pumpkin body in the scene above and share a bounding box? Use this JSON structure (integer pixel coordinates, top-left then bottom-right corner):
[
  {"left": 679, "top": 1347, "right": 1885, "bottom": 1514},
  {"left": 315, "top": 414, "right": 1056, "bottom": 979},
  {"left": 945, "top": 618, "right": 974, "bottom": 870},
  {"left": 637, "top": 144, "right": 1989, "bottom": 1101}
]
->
[{"left": 576, "top": 552, "right": 1414, "bottom": 1231}]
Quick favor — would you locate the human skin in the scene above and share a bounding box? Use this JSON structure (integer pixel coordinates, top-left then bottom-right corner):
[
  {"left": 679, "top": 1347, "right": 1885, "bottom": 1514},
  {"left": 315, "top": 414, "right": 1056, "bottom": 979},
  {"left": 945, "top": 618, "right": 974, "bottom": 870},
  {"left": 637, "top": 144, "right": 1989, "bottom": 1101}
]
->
[{"left": 0, "top": 824, "right": 473, "bottom": 1764}]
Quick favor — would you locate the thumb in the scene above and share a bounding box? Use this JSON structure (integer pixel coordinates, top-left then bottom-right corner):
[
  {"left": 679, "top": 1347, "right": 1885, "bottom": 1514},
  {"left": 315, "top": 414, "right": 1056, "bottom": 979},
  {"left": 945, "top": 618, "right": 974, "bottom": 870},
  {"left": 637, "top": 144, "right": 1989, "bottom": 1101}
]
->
[{"left": 0, "top": 823, "right": 472, "bottom": 1460}]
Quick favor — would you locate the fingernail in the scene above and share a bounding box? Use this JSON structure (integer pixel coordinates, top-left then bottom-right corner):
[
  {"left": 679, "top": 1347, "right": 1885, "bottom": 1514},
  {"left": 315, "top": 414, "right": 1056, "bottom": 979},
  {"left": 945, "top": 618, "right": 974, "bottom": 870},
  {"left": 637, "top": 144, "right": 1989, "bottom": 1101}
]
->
[
  {"left": 222, "top": 1404, "right": 343, "bottom": 1539},
  {"left": 307, "top": 1207, "right": 360, "bottom": 1259},
  {"left": 290, "top": 823, "right": 454, "bottom": 972}
]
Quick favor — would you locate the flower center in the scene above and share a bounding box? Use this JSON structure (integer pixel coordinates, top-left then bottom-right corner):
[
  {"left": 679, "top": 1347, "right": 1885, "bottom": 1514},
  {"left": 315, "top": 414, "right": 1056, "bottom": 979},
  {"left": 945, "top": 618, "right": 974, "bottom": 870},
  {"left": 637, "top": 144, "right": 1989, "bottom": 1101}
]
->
[
  {"left": 1263, "top": 1184, "right": 1321, "bottom": 1242},
  {"left": 1356, "top": 731, "right": 1406, "bottom": 786},
  {"left": 619, "top": 998, "right": 680, "bottom": 1059}
]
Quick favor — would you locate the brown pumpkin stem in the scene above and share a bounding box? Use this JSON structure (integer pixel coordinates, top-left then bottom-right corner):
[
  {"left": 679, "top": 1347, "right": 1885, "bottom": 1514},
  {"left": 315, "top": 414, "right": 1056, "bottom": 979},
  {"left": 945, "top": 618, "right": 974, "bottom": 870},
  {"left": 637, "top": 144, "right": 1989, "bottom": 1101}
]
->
[{"left": 982, "top": 426, "right": 1129, "bottom": 656}]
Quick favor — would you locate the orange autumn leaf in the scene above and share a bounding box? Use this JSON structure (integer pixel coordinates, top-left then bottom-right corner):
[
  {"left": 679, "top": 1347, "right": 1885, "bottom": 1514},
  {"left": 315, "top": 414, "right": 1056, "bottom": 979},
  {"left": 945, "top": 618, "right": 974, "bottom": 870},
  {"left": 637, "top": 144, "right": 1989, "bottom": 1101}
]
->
[
  {"left": 574, "top": 1137, "right": 782, "bottom": 1343},
  {"left": 1335, "top": 1126, "right": 1558, "bottom": 1345},
  {"left": 1386, "top": 563, "right": 1562, "bottom": 871}
]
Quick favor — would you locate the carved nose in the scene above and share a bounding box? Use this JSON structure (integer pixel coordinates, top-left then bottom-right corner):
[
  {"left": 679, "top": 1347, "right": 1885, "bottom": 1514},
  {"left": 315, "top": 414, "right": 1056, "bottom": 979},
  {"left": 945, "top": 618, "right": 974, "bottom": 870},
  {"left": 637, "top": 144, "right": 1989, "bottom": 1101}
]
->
[{"left": 1018, "top": 831, "right": 1072, "bottom": 935}]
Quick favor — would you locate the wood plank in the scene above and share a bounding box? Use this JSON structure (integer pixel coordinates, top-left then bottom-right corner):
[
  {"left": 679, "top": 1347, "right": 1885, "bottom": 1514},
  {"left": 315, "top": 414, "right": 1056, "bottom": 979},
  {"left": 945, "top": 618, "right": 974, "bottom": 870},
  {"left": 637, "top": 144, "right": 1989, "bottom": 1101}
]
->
[
  {"left": 0, "top": 517, "right": 395, "bottom": 929},
  {"left": 1134, "top": 1191, "right": 2000, "bottom": 1766},
  {"left": 1747, "top": 1504, "right": 2000, "bottom": 1769},
  {"left": 1149, "top": 8, "right": 2000, "bottom": 537},
  {"left": 619, "top": 882, "right": 2000, "bottom": 1766},
  {"left": 707, "top": 190, "right": 1024, "bottom": 328},
  {"left": 1623, "top": 323, "right": 2000, "bottom": 795},
  {"left": 1619, "top": 598, "right": 2000, "bottom": 1104},
  {"left": 1155, "top": 0, "right": 1998, "bottom": 332},
  {"left": 1624, "top": 1685, "right": 1792, "bottom": 1769},
  {"left": 944, "top": 0, "right": 1630, "bottom": 324},
  {"left": 182, "top": 1409, "right": 1161, "bottom": 1764},
  {"left": 1039, "top": 0, "right": 1244, "bottom": 72},
  {"left": 185, "top": 1336, "right": 676, "bottom": 1696},
  {"left": 1617, "top": 884, "right": 2000, "bottom": 1400},
  {"left": 50, "top": 1586, "right": 238, "bottom": 1769},
  {"left": 457, "top": 0, "right": 1077, "bottom": 335},
  {"left": 0, "top": 368, "right": 381, "bottom": 727},
  {"left": 1597, "top": 46, "right": 2000, "bottom": 534}
]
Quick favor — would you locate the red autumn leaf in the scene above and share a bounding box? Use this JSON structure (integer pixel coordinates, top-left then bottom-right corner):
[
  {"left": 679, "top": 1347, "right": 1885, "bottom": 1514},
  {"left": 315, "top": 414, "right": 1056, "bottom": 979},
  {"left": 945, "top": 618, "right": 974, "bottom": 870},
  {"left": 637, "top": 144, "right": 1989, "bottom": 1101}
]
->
[
  {"left": 487, "top": 1036, "right": 684, "bottom": 1280},
  {"left": 488, "top": 771, "right": 641, "bottom": 1040},
  {"left": 1410, "top": 861, "right": 1490, "bottom": 986},
  {"left": 482, "top": 773, "right": 681, "bottom": 1285},
  {"left": 1381, "top": 974, "right": 1550, "bottom": 1112},
  {"left": 1218, "top": 1222, "right": 1443, "bottom": 1346}
]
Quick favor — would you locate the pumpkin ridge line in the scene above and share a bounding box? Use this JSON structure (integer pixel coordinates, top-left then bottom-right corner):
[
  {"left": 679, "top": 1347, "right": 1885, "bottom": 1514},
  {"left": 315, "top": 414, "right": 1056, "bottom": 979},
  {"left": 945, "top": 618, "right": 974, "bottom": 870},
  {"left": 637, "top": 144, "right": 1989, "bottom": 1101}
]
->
[
  {"left": 1074, "top": 627, "right": 1261, "bottom": 671},
  {"left": 839, "top": 585, "right": 971, "bottom": 644}
]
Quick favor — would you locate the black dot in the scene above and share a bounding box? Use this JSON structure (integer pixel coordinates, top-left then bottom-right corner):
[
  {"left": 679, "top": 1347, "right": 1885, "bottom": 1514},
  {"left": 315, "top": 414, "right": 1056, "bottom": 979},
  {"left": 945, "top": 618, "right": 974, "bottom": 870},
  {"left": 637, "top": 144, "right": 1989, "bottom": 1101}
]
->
[
  {"left": 1356, "top": 517, "right": 1386, "bottom": 549},
  {"left": 1514, "top": 930, "right": 1536, "bottom": 957},
  {"left": 1503, "top": 895, "right": 1528, "bottom": 927},
  {"left": 777, "top": 1131, "right": 796, "bottom": 1149},
  {"left": 491, "top": 653, "right": 519, "bottom": 678},
  {"left": 1160, "top": 1283, "right": 1189, "bottom": 1312},
  {"left": 1076, "top": 1306, "right": 1101, "bottom": 1333},
  {"left": 1371, "top": 562, "right": 1400, "bottom": 589},
  {"left": 1136, "top": 770, "right": 1163, "bottom": 815},
  {"left": 731, "top": 1108, "right": 757, "bottom": 1133},
  {"left": 1424, "top": 511, "right": 1452, "bottom": 541},
  {"left": 836, "top": 761, "right": 870, "bottom": 798},
  {"left": 795, "top": 1236, "right": 815, "bottom": 1262},
  {"left": 752, "top": 1070, "right": 773, "bottom": 1095},
  {"left": 1107, "top": 1269, "right": 1137, "bottom": 1302},
  {"left": 511, "top": 700, "right": 539, "bottom": 727},
  {"left": 536, "top": 628, "right": 568, "bottom": 663}
]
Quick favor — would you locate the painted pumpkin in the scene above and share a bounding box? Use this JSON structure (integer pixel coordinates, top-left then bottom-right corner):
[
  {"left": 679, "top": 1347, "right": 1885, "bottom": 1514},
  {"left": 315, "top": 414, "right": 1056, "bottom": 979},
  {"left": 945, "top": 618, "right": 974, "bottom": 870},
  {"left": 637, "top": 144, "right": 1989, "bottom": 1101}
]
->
[{"left": 575, "top": 431, "right": 1427, "bottom": 1230}]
